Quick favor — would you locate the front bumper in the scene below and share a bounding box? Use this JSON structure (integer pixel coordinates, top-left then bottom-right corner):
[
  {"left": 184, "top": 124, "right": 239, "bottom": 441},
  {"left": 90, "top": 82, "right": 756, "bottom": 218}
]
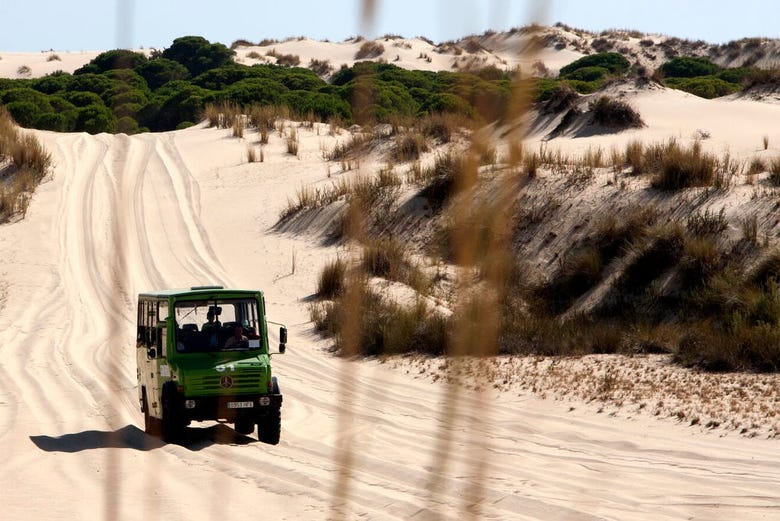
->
[{"left": 179, "top": 393, "right": 283, "bottom": 421}]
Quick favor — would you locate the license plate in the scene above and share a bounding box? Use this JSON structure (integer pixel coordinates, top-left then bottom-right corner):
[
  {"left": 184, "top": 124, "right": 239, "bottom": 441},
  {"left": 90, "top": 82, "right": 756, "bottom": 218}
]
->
[{"left": 227, "top": 401, "right": 254, "bottom": 409}]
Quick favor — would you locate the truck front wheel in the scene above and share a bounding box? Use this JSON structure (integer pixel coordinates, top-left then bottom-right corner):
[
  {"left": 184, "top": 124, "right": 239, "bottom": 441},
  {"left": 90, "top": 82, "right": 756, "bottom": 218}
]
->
[
  {"left": 257, "top": 408, "right": 281, "bottom": 445},
  {"left": 161, "top": 392, "right": 183, "bottom": 443},
  {"left": 234, "top": 417, "right": 254, "bottom": 435}
]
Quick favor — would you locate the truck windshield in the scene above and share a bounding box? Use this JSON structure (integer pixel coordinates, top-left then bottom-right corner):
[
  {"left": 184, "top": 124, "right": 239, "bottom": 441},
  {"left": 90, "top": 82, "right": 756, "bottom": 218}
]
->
[{"left": 173, "top": 298, "right": 263, "bottom": 353}]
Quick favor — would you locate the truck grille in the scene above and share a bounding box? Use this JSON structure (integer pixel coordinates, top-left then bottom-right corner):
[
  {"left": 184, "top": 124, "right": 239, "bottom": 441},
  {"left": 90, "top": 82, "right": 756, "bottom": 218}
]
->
[{"left": 187, "top": 369, "right": 265, "bottom": 395}]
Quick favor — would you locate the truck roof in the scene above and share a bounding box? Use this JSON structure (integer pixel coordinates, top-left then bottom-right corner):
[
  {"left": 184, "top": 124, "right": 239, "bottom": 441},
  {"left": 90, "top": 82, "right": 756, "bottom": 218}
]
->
[{"left": 138, "top": 286, "right": 263, "bottom": 299}]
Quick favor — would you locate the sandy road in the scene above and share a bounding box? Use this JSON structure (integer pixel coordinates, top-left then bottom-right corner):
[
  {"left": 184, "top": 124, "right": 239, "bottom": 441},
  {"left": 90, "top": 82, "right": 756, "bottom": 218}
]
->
[{"left": 0, "top": 126, "right": 779, "bottom": 520}]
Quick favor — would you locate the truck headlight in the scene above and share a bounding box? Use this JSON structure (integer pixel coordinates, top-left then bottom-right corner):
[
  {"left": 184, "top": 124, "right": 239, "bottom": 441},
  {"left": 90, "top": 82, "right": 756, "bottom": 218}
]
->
[
  {"left": 258, "top": 397, "right": 271, "bottom": 406},
  {"left": 185, "top": 399, "right": 197, "bottom": 409}
]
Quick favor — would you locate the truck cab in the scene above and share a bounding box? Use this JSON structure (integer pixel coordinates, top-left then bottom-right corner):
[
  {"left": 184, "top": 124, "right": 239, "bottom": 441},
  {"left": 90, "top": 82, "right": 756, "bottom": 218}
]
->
[{"left": 136, "top": 286, "right": 286, "bottom": 444}]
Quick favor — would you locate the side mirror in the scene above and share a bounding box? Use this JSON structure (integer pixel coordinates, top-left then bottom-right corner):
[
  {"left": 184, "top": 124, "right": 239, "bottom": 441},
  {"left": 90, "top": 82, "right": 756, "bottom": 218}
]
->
[
  {"left": 278, "top": 326, "right": 287, "bottom": 354},
  {"left": 147, "top": 348, "right": 157, "bottom": 359}
]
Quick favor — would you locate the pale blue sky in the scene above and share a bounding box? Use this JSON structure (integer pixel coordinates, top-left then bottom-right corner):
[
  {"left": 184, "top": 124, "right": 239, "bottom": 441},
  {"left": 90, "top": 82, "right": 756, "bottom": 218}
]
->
[{"left": 0, "top": 0, "right": 778, "bottom": 52}]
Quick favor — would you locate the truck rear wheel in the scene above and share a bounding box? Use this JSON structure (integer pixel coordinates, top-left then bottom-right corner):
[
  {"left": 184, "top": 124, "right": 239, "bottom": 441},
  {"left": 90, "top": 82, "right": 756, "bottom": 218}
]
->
[
  {"left": 142, "top": 390, "right": 160, "bottom": 436},
  {"left": 257, "top": 408, "right": 281, "bottom": 445},
  {"left": 234, "top": 417, "right": 254, "bottom": 435}
]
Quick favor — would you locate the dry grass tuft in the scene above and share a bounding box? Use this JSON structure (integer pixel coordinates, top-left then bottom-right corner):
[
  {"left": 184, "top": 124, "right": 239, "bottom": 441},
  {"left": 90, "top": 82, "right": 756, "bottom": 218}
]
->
[
  {"left": 355, "top": 41, "right": 385, "bottom": 60},
  {"left": 317, "top": 257, "right": 348, "bottom": 299},
  {"left": 651, "top": 140, "right": 718, "bottom": 190},
  {"left": 624, "top": 140, "right": 645, "bottom": 175},
  {"left": 286, "top": 127, "right": 299, "bottom": 156},
  {"left": 203, "top": 102, "right": 242, "bottom": 129},
  {"left": 0, "top": 107, "right": 52, "bottom": 222},
  {"left": 391, "top": 130, "right": 428, "bottom": 162},
  {"left": 309, "top": 58, "right": 334, "bottom": 76},
  {"left": 232, "top": 115, "right": 245, "bottom": 138},
  {"left": 590, "top": 96, "right": 644, "bottom": 128},
  {"left": 327, "top": 131, "right": 377, "bottom": 161}
]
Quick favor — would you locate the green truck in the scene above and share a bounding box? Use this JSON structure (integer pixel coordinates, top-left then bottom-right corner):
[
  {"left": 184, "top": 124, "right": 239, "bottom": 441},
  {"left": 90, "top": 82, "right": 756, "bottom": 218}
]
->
[{"left": 136, "top": 286, "right": 287, "bottom": 444}]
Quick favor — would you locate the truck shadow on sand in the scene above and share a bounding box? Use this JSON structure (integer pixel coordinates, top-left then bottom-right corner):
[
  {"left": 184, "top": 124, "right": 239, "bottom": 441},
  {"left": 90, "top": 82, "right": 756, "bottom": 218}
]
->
[{"left": 30, "top": 424, "right": 257, "bottom": 452}]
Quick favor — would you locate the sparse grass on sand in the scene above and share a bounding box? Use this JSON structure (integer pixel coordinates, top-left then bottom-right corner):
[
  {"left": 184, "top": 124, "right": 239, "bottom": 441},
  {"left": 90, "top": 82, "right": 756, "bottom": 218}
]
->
[
  {"left": 0, "top": 107, "right": 52, "bottom": 222},
  {"left": 265, "top": 110, "right": 780, "bottom": 401},
  {"left": 395, "top": 353, "right": 780, "bottom": 438}
]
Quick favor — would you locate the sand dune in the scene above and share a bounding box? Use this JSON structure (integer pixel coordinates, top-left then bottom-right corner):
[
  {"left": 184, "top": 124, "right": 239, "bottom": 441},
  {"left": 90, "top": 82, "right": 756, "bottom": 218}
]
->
[
  {"left": 3, "top": 28, "right": 780, "bottom": 518},
  {"left": 0, "top": 119, "right": 778, "bottom": 520}
]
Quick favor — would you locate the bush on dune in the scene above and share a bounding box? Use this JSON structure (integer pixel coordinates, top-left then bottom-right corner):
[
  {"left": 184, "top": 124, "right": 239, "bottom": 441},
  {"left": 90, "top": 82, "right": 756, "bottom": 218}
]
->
[
  {"left": 589, "top": 96, "right": 643, "bottom": 128},
  {"left": 0, "top": 107, "right": 52, "bottom": 222},
  {"left": 659, "top": 57, "right": 720, "bottom": 78},
  {"left": 664, "top": 77, "right": 739, "bottom": 99},
  {"left": 559, "top": 52, "right": 630, "bottom": 76}
]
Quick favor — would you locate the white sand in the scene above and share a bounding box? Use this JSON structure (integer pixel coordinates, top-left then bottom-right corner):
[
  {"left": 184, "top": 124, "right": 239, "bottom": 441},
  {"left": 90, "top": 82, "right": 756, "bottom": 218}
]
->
[{"left": 2, "top": 46, "right": 780, "bottom": 520}]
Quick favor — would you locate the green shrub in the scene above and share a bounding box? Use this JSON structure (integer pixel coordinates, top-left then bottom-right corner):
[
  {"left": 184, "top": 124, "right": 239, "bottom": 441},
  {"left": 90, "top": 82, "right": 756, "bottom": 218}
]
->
[
  {"left": 559, "top": 52, "right": 630, "bottom": 76},
  {"left": 219, "top": 77, "right": 286, "bottom": 106},
  {"left": 563, "top": 79, "right": 602, "bottom": 94},
  {"left": 135, "top": 58, "right": 190, "bottom": 89},
  {"left": 0, "top": 38, "right": 520, "bottom": 133},
  {"left": 716, "top": 67, "right": 752, "bottom": 84},
  {"left": 664, "top": 77, "right": 739, "bottom": 99},
  {"left": 151, "top": 83, "right": 213, "bottom": 131},
  {"left": 76, "top": 104, "right": 116, "bottom": 133},
  {"left": 561, "top": 65, "right": 609, "bottom": 82},
  {"left": 103, "top": 69, "right": 150, "bottom": 94},
  {"left": 1, "top": 87, "right": 52, "bottom": 108},
  {"left": 659, "top": 57, "right": 720, "bottom": 78},
  {"left": 116, "top": 116, "right": 140, "bottom": 134},
  {"left": 161, "top": 35, "right": 235, "bottom": 76},
  {"left": 75, "top": 49, "right": 147, "bottom": 74},
  {"left": 32, "top": 73, "right": 73, "bottom": 94},
  {"left": 4, "top": 101, "right": 41, "bottom": 128},
  {"left": 107, "top": 89, "right": 148, "bottom": 108},
  {"left": 70, "top": 73, "right": 114, "bottom": 96},
  {"left": 34, "top": 112, "right": 69, "bottom": 132},
  {"left": 535, "top": 78, "right": 562, "bottom": 102},
  {"left": 64, "top": 90, "right": 104, "bottom": 107},
  {"left": 421, "top": 92, "right": 473, "bottom": 117},
  {"left": 279, "top": 90, "right": 351, "bottom": 121}
]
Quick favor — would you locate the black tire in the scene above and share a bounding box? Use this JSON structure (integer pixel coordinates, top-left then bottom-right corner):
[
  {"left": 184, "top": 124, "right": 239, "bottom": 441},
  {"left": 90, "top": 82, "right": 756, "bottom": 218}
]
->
[
  {"left": 234, "top": 417, "right": 254, "bottom": 435},
  {"left": 257, "top": 408, "right": 281, "bottom": 445},
  {"left": 142, "top": 389, "right": 160, "bottom": 436},
  {"left": 161, "top": 391, "right": 182, "bottom": 443}
]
